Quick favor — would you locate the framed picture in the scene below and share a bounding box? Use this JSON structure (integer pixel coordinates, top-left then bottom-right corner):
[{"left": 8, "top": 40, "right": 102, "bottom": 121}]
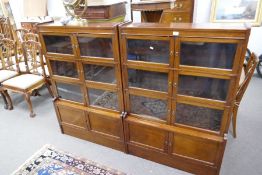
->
[{"left": 210, "top": 0, "right": 262, "bottom": 26}]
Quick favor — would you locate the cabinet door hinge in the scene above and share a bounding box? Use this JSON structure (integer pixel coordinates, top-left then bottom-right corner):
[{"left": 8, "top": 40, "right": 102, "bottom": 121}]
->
[{"left": 121, "top": 112, "right": 127, "bottom": 119}]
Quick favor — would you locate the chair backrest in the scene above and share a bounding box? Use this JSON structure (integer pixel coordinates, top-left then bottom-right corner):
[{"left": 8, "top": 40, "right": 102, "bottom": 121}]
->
[
  {"left": 236, "top": 53, "right": 259, "bottom": 103},
  {"left": 22, "top": 40, "right": 46, "bottom": 77},
  {"left": 23, "top": 33, "right": 39, "bottom": 42},
  {"left": 0, "top": 38, "right": 20, "bottom": 72},
  {"left": 16, "top": 29, "right": 29, "bottom": 43},
  {"left": 0, "top": 17, "right": 14, "bottom": 40}
]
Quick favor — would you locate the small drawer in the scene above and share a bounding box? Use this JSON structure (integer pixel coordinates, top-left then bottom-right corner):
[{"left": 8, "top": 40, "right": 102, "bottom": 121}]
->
[
  {"left": 171, "top": 0, "right": 193, "bottom": 12},
  {"left": 160, "top": 12, "right": 191, "bottom": 23}
]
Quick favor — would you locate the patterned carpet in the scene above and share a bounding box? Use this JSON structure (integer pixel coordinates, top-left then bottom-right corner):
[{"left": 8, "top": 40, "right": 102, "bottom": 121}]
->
[{"left": 12, "top": 145, "right": 126, "bottom": 175}]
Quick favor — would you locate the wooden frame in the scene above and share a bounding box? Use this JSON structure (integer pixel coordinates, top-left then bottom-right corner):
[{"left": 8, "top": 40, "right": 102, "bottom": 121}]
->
[{"left": 210, "top": 0, "right": 262, "bottom": 26}]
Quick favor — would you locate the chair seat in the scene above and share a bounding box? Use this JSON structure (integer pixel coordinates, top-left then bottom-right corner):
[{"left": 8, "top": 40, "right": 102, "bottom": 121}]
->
[
  {"left": 3, "top": 74, "right": 44, "bottom": 90},
  {"left": 0, "top": 70, "right": 18, "bottom": 82}
]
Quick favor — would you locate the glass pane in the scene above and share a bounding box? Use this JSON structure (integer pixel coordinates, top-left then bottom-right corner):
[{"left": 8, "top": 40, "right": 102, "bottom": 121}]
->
[
  {"left": 88, "top": 88, "right": 118, "bottom": 110},
  {"left": 180, "top": 42, "right": 237, "bottom": 69},
  {"left": 78, "top": 37, "right": 113, "bottom": 58},
  {"left": 43, "top": 35, "right": 73, "bottom": 54},
  {"left": 83, "top": 64, "right": 116, "bottom": 84},
  {"left": 127, "top": 39, "right": 170, "bottom": 64},
  {"left": 178, "top": 75, "right": 229, "bottom": 101},
  {"left": 128, "top": 69, "right": 168, "bottom": 92},
  {"left": 57, "top": 83, "right": 83, "bottom": 103},
  {"left": 50, "top": 60, "right": 78, "bottom": 78},
  {"left": 175, "top": 103, "right": 223, "bottom": 131},
  {"left": 130, "top": 95, "right": 167, "bottom": 121}
]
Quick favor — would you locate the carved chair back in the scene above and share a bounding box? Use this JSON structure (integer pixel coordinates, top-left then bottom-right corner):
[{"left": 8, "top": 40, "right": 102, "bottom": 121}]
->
[
  {"left": 0, "top": 38, "right": 19, "bottom": 72},
  {"left": 0, "top": 17, "right": 14, "bottom": 40},
  {"left": 23, "top": 32, "right": 39, "bottom": 42},
  {"left": 22, "top": 40, "right": 46, "bottom": 77}
]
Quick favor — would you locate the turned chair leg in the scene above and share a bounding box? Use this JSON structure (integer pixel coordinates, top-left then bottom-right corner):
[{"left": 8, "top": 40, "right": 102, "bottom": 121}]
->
[
  {"left": 24, "top": 93, "right": 36, "bottom": 118},
  {"left": 1, "top": 91, "right": 8, "bottom": 109},
  {"left": 3, "top": 90, "right": 13, "bottom": 110},
  {"left": 232, "top": 104, "right": 240, "bottom": 138},
  {"left": 46, "top": 83, "right": 54, "bottom": 98}
]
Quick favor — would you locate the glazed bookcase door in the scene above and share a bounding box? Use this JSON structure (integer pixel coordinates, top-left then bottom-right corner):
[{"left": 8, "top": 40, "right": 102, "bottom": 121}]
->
[
  {"left": 172, "top": 37, "right": 243, "bottom": 134},
  {"left": 75, "top": 34, "right": 123, "bottom": 112},
  {"left": 122, "top": 35, "right": 174, "bottom": 123},
  {"left": 41, "top": 33, "right": 76, "bottom": 58}
]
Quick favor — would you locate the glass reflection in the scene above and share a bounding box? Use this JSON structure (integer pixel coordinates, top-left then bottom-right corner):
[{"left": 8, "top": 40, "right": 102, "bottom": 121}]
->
[
  {"left": 43, "top": 35, "right": 73, "bottom": 54},
  {"left": 178, "top": 75, "right": 229, "bottom": 101},
  {"left": 57, "top": 83, "right": 83, "bottom": 103},
  {"left": 175, "top": 103, "right": 223, "bottom": 131},
  {"left": 180, "top": 42, "right": 237, "bottom": 69},
  {"left": 50, "top": 60, "right": 78, "bottom": 78},
  {"left": 130, "top": 95, "right": 167, "bottom": 121},
  {"left": 88, "top": 88, "right": 118, "bottom": 110},
  {"left": 78, "top": 37, "right": 113, "bottom": 58},
  {"left": 83, "top": 64, "right": 116, "bottom": 84},
  {"left": 127, "top": 39, "right": 170, "bottom": 64}
]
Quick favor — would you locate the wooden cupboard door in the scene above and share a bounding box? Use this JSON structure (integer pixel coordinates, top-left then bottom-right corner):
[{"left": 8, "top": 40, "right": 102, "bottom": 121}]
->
[
  {"left": 125, "top": 121, "right": 168, "bottom": 152},
  {"left": 171, "top": 133, "right": 221, "bottom": 165},
  {"left": 88, "top": 112, "right": 123, "bottom": 139},
  {"left": 56, "top": 105, "right": 88, "bottom": 129}
]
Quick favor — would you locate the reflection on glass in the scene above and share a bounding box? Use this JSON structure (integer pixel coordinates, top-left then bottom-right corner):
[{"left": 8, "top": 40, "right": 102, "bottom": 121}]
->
[
  {"left": 50, "top": 60, "right": 78, "bottom": 78},
  {"left": 57, "top": 83, "right": 83, "bottom": 103},
  {"left": 127, "top": 39, "right": 170, "bottom": 64},
  {"left": 175, "top": 103, "right": 223, "bottom": 131},
  {"left": 83, "top": 64, "right": 116, "bottom": 84},
  {"left": 43, "top": 35, "right": 73, "bottom": 54},
  {"left": 130, "top": 95, "right": 167, "bottom": 121},
  {"left": 180, "top": 42, "right": 237, "bottom": 69},
  {"left": 128, "top": 69, "right": 168, "bottom": 92},
  {"left": 78, "top": 37, "right": 113, "bottom": 58},
  {"left": 178, "top": 75, "right": 229, "bottom": 101},
  {"left": 88, "top": 88, "right": 118, "bottom": 110}
]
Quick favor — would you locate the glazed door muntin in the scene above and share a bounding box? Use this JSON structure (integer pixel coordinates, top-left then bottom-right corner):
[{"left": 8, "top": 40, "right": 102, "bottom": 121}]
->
[
  {"left": 41, "top": 33, "right": 76, "bottom": 57},
  {"left": 75, "top": 34, "right": 115, "bottom": 60}
]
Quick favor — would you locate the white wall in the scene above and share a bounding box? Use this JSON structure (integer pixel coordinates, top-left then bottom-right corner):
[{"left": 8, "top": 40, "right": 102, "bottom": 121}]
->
[{"left": 9, "top": 0, "right": 262, "bottom": 55}]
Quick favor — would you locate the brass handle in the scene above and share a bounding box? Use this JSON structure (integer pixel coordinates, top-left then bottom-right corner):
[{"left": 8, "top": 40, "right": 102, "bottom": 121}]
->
[
  {"left": 174, "top": 3, "right": 183, "bottom": 8},
  {"left": 173, "top": 17, "right": 182, "bottom": 22}
]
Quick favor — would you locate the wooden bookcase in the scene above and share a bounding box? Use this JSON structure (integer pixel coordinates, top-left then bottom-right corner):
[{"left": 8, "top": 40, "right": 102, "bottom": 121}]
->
[{"left": 38, "top": 22, "right": 250, "bottom": 175}]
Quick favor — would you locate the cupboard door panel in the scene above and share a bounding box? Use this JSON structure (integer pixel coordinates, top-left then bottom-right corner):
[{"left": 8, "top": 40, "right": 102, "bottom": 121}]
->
[
  {"left": 43, "top": 35, "right": 73, "bottom": 54},
  {"left": 57, "top": 105, "right": 87, "bottom": 129},
  {"left": 178, "top": 75, "right": 230, "bottom": 101},
  {"left": 180, "top": 42, "right": 237, "bottom": 69},
  {"left": 127, "top": 39, "right": 170, "bottom": 64},
  {"left": 130, "top": 95, "right": 168, "bottom": 121},
  {"left": 50, "top": 60, "right": 78, "bottom": 78},
  {"left": 89, "top": 113, "right": 122, "bottom": 138},
  {"left": 78, "top": 37, "right": 113, "bottom": 58},
  {"left": 128, "top": 123, "right": 167, "bottom": 151},
  {"left": 172, "top": 134, "right": 220, "bottom": 164},
  {"left": 56, "top": 82, "right": 83, "bottom": 103},
  {"left": 83, "top": 64, "right": 116, "bottom": 84},
  {"left": 128, "top": 69, "right": 168, "bottom": 92},
  {"left": 175, "top": 103, "right": 223, "bottom": 131}
]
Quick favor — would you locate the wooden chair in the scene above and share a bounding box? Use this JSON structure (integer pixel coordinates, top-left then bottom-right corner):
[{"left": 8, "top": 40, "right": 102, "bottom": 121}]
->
[
  {"left": 2, "top": 40, "right": 53, "bottom": 117},
  {"left": 0, "top": 38, "right": 20, "bottom": 110},
  {"left": 23, "top": 32, "right": 39, "bottom": 42},
  {"left": 0, "top": 17, "right": 14, "bottom": 40},
  {"left": 232, "top": 53, "right": 259, "bottom": 138}
]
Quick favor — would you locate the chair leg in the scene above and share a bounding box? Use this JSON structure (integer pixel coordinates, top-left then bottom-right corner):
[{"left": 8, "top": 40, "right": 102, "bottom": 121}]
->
[
  {"left": 1, "top": 91, "right": 8, "bottom": 109},
  {"left": 3, "top": 90, "right": 13, "bottom": 110},
  {"left": 232, "top": 104, "right": 240, "bottom": 138},
  {"left": 24, "top": 93, "right": 36, "bottom": 118},
  {"left": 46, "top": 83, "right": 54, "bottom": 98}
]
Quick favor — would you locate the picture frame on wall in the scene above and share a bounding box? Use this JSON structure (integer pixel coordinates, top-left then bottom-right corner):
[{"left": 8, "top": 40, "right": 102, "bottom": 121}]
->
[{"left": 210, "top": 0, "right": 262, "bottom": 26}]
